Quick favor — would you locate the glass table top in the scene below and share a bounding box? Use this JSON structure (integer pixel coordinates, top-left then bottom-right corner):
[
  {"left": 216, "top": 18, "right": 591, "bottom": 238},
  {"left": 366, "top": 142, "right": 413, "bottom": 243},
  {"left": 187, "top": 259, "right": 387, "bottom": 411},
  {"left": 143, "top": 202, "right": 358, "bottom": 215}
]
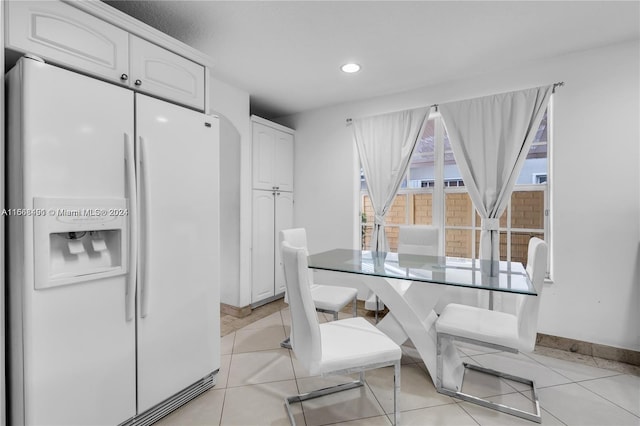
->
[{"left": 307, "top": 249, "right": 536, "bottom": 295}]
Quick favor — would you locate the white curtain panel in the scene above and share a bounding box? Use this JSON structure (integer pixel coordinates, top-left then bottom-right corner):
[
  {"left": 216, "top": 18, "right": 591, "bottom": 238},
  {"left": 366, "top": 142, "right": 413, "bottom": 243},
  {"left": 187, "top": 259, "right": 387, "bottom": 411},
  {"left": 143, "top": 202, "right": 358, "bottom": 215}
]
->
[
  {"left": 439, "top": 85, "right": 552, "bottom": 269},
  {"left": 353, "top": 108, "right": 429, "bottom": 251}
]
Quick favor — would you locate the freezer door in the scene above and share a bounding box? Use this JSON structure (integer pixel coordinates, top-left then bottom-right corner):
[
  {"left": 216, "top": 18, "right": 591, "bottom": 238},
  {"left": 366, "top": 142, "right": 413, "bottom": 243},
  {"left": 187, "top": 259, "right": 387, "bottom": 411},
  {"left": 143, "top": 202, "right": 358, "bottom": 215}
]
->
[
  {"left": 6, "top": 58, "right": 136, "bottom": 425},
  {"left": 135, "top": 94, "right": 220, "bottom": 412}
]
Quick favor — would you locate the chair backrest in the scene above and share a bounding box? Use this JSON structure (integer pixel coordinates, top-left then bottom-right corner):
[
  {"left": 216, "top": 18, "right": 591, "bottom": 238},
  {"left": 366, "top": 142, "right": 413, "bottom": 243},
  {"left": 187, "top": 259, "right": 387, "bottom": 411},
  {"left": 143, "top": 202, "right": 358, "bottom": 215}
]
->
[
  {"left": 280, "top": 228, "right": 314, "bottom": 286},
  {"left": 280, "top": 241, "right": 322, "bottom": 374},
  {"left": 280, "top": 228, "right": 308, "bottom": 253},
  {"left": 516, "top": 237, "right": 548, "bottom": 352},
  {"left": 397, "top": 225, "right": 439, "bottom": 256}
]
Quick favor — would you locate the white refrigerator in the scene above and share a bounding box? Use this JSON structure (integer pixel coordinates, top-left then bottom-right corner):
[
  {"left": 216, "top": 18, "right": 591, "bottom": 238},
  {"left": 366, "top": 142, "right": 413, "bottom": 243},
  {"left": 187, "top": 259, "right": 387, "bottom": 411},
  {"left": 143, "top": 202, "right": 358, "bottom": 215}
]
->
[{"left": 6, "top": 57, "right": 220, "bottom": 425}]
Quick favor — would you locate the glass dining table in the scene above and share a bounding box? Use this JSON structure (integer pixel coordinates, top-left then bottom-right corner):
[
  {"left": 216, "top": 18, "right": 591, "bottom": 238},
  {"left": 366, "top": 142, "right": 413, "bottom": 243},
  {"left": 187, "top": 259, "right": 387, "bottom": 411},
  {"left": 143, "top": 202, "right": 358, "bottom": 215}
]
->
[
  {"left": 306, "top": 249, "right": 536, "bottom": 391},
  {"left": 307, "top": 249, "right": 535, "bottom": 295}
]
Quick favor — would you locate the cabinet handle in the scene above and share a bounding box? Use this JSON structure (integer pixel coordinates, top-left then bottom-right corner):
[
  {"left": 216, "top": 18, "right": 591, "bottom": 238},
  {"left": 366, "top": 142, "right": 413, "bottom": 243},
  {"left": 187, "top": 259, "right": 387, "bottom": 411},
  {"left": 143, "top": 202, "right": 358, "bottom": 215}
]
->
[
  {"left": 135, "top": 79, "right": 142, "bottom": 86},
  {"left": 120, "top": 73, "right": 129, "bottom": 81}
]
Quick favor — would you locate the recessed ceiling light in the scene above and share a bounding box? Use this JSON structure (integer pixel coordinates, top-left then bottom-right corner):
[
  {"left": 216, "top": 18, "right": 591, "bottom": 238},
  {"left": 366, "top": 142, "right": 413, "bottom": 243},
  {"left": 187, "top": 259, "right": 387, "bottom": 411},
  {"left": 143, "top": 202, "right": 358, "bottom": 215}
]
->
[{"left": 341, "top": 63, "right": 361, "bottom": 73}]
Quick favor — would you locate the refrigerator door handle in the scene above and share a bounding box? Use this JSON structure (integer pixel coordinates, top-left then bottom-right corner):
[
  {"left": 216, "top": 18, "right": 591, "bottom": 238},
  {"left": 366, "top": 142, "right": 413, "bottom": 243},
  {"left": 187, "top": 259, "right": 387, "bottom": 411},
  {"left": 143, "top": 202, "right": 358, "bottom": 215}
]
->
[
  {"left": 124, "top": 133, "right": 137, "bottom": 322},
  {"left": 139, "top": 136, "right": 151, "bottom": 318}
]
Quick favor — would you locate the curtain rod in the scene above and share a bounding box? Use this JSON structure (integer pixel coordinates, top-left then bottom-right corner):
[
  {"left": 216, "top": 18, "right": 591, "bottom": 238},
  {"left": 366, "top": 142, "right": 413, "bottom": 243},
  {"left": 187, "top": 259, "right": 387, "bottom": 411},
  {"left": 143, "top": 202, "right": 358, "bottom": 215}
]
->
[{"left": 345, "top": 81, "right": 565, "bottom": 125}]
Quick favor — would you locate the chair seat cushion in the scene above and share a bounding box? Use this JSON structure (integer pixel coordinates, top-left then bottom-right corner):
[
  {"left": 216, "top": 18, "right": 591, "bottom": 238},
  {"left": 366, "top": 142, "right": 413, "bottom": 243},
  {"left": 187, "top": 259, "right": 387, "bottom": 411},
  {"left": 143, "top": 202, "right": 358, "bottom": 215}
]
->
[
  {"left": 436, "top": 303, "right": 519, "bottom": 349},
  {"left": 319, "top": 317, "right": 401, "bottom": 373},
  {"left": 310, "top": 284, "right": 357, "bottom": 312}
]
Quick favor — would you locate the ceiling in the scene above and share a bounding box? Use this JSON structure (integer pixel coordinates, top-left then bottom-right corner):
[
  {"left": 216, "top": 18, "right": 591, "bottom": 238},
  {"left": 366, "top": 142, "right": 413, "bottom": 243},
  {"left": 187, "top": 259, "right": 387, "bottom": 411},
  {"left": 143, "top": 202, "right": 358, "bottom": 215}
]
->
[{"left": 104, "top": 1, "right": 639, "bottom": 119}]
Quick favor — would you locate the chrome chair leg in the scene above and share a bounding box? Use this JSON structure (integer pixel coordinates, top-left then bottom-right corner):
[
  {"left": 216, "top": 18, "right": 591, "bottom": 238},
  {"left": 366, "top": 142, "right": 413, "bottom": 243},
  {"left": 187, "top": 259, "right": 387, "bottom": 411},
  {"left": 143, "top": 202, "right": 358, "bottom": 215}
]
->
[
  {"left": 436, "top": 332, "right": 542, "bottom": 423},
  {"left": 284, "top": 362, "right": 400, "bottom": 426},
  {"left": 393, "top": 360, "right": 401, "bottom": 426},
  {"left": 284, "top": 376, "right": 365, "bottom": 426}
]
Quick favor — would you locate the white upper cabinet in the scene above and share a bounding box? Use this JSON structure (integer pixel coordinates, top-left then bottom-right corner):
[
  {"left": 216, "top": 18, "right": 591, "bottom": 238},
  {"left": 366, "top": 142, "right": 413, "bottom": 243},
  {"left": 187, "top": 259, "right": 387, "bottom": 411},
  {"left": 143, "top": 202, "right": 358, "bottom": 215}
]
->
[
  {"left": 274, "top": 132, "right": 294, "bottom": 192},
  {"left": 130, "top": 35, "right": 205, "bottom": 110},
  {"left": 252, "top": 123, "right": 277, "bottom": 190},
  {"left": 6, "top": 0, "right": 129, "bottom": 84},
  {"left": 252, "top": 119, "right": 294, "bottom": 192},
  {"left": 6, "top": 1, "right": 207, "bottom": 110}
]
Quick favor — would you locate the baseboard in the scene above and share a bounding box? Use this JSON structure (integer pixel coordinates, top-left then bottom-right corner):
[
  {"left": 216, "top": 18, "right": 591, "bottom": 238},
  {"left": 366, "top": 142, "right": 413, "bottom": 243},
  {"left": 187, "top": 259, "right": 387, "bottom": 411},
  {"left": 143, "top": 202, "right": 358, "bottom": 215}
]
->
[
  {"left": 250, "top": 292, "right": 285, "bottom": 309},
  {"left": 220, "top": 303, "right": 252, "bottom": 318},
  {"left": 536, "top": 333, "right": 640, "bottom": 366}
]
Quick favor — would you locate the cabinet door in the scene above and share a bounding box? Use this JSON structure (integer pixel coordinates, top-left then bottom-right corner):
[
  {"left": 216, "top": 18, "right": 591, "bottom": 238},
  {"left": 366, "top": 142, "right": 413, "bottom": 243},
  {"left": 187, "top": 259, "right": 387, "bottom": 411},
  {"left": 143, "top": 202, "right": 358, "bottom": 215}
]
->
[
  {"left": 6, "top": 0, "right": 129, "bottom": 84},
  {"left": 130, "top": 35, "right": 205, "bottom": 110},
  {"left": 252, "top": 191, "right": 275, "bottom": 303},
  {"left": 274, "top": 131, "right": 294, "bottom": 192},
  {"left": 252, "top": 122, "right": 294, "bottom": 191},
  {"left": 252, "top": 123, "right": 276, "bottom": 190},
  {"left": 274, "top": 192, "right": 294, "bottom": 295},
  {"left": 135, "top": 95, "right": 219, "bottom": 412}
]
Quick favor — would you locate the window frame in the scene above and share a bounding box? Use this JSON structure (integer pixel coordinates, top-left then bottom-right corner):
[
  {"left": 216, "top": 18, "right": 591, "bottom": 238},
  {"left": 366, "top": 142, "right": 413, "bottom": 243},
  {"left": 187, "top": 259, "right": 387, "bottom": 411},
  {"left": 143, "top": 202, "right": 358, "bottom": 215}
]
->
[{"left": 359, "top": 109, "right": 552, "bottom": 277}]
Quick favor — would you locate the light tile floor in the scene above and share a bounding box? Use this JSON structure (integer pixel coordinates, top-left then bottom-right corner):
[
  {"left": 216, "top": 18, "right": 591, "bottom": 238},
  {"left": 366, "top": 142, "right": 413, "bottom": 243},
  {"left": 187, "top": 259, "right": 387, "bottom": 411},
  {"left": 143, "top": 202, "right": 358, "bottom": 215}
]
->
[{"left": 157, "top": 308, "right": 640, "bottom": 426}]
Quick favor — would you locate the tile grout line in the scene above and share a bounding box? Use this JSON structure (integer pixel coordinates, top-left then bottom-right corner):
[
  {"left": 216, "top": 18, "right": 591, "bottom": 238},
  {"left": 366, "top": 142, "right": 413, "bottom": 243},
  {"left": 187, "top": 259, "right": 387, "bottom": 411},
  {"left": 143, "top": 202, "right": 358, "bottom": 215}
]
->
[
  {"left": 573, "top": 378, "right": 640, "bottom": 420},
  {"left": 514, "top": 386, "right": 569, "bottom": 426},
  {"left": 361, "top": 371, "right": 393, "bottom": 424},
  {"left": 281, "top": 308, "right": 310, "bottom": 426},
  {"left": 217, "top": 330, "right": 236, "bottom": 425},
  {"left": 217, "top": 331, "right": 235, "bottom": 426},
  {"left": 454, "top": 400, "right": 483, "bottom": 426},
  {"left": 464, "top": 353, "right": 522, "bottom": 396},
  {"left": 217, "top": 387, "right": 228, "bottom": 426},
  {"left": 519, "top": 349, "right": 580, "bottom": 385}
]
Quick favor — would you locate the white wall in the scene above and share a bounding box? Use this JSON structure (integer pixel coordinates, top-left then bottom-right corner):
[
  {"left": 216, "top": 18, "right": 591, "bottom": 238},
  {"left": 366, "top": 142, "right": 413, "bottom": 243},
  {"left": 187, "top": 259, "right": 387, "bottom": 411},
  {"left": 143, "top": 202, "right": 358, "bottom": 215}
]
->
[
  {"left": 283, "top": 40, "right": 640, "bottom": 351},
  {"left": 209, "top": 76, "right": 251, "bottom": 307}
]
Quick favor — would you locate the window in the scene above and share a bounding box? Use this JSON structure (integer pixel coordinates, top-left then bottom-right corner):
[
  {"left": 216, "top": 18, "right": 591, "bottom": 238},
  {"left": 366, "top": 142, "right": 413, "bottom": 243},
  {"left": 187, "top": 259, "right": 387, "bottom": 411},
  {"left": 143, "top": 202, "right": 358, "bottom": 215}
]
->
[
  {"left": 533, "top": 173, "right": 547, "bottom": 184},
  {"left": 360, "top": 111, "right": 549, "bottom": 270}
]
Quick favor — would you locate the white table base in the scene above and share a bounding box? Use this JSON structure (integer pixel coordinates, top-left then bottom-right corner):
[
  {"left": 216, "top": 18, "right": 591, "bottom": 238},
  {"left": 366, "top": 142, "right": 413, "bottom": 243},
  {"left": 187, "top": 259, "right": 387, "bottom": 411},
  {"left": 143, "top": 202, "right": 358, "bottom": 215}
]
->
[{"left": 359, "top": 275, "right": 465, "bottom": 390}]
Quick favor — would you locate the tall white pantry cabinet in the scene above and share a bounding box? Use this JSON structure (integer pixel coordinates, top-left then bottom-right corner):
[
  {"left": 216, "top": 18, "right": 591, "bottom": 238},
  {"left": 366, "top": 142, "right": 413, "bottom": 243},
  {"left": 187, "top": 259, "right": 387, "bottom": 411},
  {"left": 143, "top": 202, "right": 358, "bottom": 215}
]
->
[{"left": 251, "top": 116, "right": 294, "bottom": 305}]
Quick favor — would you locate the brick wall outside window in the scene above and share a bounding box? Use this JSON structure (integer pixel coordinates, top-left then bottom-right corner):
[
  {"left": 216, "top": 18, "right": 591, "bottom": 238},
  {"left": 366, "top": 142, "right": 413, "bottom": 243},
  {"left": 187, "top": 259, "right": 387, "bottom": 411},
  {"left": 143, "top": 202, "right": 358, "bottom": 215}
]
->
[{"left": 361, "top": 188, "right": 544, "bottom": 266}]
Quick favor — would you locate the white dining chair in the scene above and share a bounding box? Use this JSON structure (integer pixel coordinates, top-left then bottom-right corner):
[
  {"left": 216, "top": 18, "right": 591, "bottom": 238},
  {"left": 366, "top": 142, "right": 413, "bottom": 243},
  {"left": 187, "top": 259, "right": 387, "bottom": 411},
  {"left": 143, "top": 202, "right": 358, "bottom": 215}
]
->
[
  {"left": 279, "top": 228, "right": 358, "bottom": 349},
  {"left": 435, "top": 237, "right": 548, "bottom": 423},
  {"left": 397, "top": 224, "right": 439, "bottom": 255},
  {"left": 280, "top": 242, "right": 402, "bottom": 426}
]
